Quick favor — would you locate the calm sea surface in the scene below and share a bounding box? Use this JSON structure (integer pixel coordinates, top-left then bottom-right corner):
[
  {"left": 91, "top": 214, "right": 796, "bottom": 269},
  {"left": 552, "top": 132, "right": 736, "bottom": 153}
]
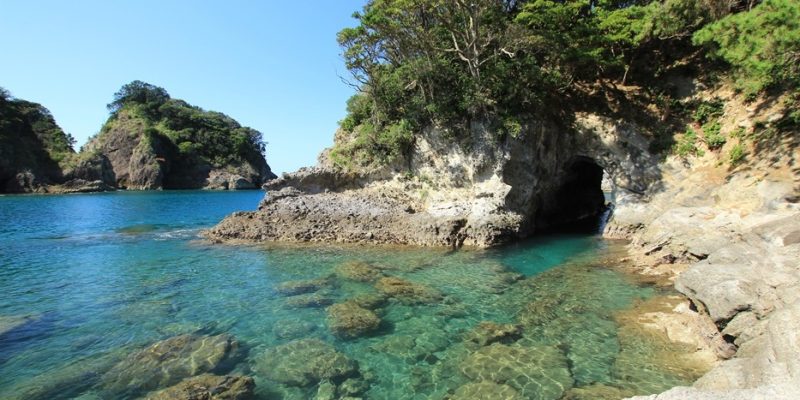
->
[{"left": 0, "top": 191, "right": 701, "bottom": 399}]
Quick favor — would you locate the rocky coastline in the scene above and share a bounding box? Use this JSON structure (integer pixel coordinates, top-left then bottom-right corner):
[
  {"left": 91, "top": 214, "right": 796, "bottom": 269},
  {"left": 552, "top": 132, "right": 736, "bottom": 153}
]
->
[{"left": 205, "top": 84, "right": 800, "bottom": 398}]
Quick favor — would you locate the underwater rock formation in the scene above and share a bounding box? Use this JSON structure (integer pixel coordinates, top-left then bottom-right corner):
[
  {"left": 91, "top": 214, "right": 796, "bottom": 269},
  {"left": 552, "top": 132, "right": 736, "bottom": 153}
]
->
[
  {"left": 459, "top": 343, "right": 574, "bottom": 400},
  {"left": 254, "top": 339, "right": 358, "bottom": 387},
  {"left": 326, "top": 300, "right": 382, "bottom": 339},
  {"left": 374, "top": 276, "right": 443, "bottom": 304},
  {"left": 143, "top": 374, "right": 255, "bottom": 400},
  {"left": 101, "top": 333, "right": 240, "bottom": 396}
]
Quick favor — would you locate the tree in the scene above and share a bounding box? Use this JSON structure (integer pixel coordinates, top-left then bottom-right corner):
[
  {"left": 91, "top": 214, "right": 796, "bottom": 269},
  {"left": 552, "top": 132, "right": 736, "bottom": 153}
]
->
[
  {"left": 107, "top": 80, "right": 170, "bottom": 114},
  {"left": 693, "top": 0, "right": 800, "bottom": 95}
]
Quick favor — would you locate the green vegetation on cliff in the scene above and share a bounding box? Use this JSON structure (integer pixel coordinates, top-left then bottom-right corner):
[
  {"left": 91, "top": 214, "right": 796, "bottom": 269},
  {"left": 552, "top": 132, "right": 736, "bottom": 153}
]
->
[
  {"left": 101, "top": 81, "right": 267, "bottom": 170},
  {"left": 333, "top": 0, "right": 800, "bottom": 169},
  {"left": 0, "top": 87, "right": 77, "bottom": 190}
]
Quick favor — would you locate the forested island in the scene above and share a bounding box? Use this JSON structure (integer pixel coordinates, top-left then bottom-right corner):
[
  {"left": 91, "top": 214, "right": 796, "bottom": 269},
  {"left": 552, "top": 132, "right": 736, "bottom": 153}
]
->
[{"left": 0, "top": 81, "right": 275, "bottom": 193}]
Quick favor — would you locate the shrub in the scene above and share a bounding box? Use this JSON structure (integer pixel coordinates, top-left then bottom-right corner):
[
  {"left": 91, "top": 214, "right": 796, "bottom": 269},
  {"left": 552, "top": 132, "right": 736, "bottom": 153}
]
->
[
  {"left": 674, "top": 127, "right": 704, "bottom": 157},
  {"left": 728, "top": 143, "right": 746, "bottom": 165},
  {"left": 693, "top": 99, "right": 724, "bottom": 124},
  {"left": 702, "top": 121, "right": 726, "bottom": 149}
]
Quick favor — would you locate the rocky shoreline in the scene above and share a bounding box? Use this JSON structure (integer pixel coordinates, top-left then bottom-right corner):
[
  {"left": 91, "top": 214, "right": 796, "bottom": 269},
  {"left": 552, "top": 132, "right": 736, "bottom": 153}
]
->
[
  {"left": 204, "top": 85, "right": 799, "bottom": 398},
  {"left": 608, "top": 157, "right": 800, "bottom": 399}
]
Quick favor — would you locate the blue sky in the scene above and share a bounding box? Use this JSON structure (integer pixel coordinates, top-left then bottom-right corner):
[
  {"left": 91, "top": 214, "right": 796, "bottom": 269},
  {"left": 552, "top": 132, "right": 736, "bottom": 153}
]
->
[{"left": 0, "top": 1, "right": 365, "bottom": 174}]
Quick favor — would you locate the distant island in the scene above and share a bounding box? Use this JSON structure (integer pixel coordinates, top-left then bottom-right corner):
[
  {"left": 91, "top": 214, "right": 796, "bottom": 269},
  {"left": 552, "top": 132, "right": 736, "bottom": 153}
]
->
[{"left": 0, "top": 80, "right": 275, "bottom": 193}]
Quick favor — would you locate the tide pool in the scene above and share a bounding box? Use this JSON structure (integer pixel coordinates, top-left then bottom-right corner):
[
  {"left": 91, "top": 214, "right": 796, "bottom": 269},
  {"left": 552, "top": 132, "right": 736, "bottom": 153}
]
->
[{"left": 0, "top": 191, "right": 702, "bottom": 399}]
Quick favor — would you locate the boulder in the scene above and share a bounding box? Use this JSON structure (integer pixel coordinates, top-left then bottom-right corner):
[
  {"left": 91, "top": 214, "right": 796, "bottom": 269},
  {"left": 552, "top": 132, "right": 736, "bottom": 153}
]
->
[
  {"left": 285, "top": 292, "right": 335, "bottom": 309},
  {"left": 463, "top": 321, "right": 522, "bottom": 348},
  {"left": 273, "top": 319, "right": 317, "bottom": 340},
  {"left": 144, "top": 374, "right": 254, "bottom": 400},
  {"left": 335, "top": 260, "right": 384, "bottom": 282},
  {"left": 254, "top": 339, "right": 357, "bottom": 386},
  {"left": 374, "top": 277, "right": 442, "bottom": 304},
  {"left": 101, "top": 334, "right": 239, "bottom": 395},
  {"left": 275, "top": 277, "right": 334, "bottom": 296},
  {"left": 326, "top": 301, "right": 381, "bottom": 339},
  {"left": 460, "top": 343, "right": 573, "bottom": 400},
  {"left": 449, "top": 381, "right": 523, "bottom": 400}
]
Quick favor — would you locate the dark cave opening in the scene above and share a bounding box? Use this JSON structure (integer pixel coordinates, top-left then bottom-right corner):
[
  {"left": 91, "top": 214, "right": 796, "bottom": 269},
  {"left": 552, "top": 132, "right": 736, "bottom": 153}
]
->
[{"left": 538, "top": 157, "right": 609, "bottom": 234}]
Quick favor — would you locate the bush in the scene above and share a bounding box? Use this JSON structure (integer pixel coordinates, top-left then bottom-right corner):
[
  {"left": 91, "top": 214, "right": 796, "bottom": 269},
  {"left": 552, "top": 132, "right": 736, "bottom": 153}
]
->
[
  {"left": 674, "top": 127, "right": 704, "bottom": 157},
  {"left": 728, "top": 143, "right": 746, "bottom": 165},
  {"left": 693, "top": 99, "right": 725, "bottom": 124},
  {"left": 702, "top": 121, "right": 726, "bottom": 149}
]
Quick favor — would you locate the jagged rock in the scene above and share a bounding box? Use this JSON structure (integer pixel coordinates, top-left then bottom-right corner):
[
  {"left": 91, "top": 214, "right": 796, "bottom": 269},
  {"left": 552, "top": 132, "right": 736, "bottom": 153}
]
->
[
  {"left": 335, "top": 260, "right": 383, "bottom": 282},
  {"left": 253, "top": 339, "right": 357, "bottom": 386},
  {"left": 326, "top": 301, "right": 381, "bottom": 339},
  {"left": 374, "top": 277, "right": 442, "bottom": 304},
  {"left": 143, "top": 374, "right": 255, "bottom": 400},
  {"left": 275, "top": 277, "right": 333, "bottom": 296},
  {"left": 463, "top": 321, "right": 522, "bottom": 348},
  {"left": 448, "top": 381, "right": 523, "bottom": 400},
  {"left": 101, "top": 334, "right": 239, "bottom": 395},
  {"left": 459, "top": 343, "right": 573, "bottom": 400}
]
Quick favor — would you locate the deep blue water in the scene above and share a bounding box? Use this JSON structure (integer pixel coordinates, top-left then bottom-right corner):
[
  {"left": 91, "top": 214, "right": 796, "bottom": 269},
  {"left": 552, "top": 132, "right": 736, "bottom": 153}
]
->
[{"left": 0, "top": 191, "right": 699, "bottom": 399}]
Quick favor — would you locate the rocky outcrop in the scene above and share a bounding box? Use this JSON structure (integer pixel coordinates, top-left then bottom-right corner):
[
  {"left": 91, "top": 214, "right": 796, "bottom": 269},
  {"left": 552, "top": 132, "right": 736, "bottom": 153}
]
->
[
  {"left": 100, "top": 333, "right": 241, "bottom": 396},
  {"left": 603, "top": 93, "right": 800, "bottom": 400},
  {"left": 253, "top": 339, "right": 358, "bottom": 387},
  {"left": 326, "top": 300, "right": 382, "bottom": 339},
  {"left": 206, "top": 113, "right": 659, "bottom": 246},
  {"left": 144, "top": 374, "right": 255, "bottom": 400},
  {"left": 83, "top": 107, "right": 276, "bottom": 190}
]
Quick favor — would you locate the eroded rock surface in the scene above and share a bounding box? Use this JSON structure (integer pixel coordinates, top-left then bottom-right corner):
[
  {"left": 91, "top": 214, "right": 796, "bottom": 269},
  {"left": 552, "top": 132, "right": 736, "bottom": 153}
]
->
[
  {"left": 326, "top": 301, "right": 381, "bottom": 339},
  {"left": 253, "top": 339, "right": 357, "bottom": 387},
  {"left": 459, "top": 343, "right": 573, "bottom": 400},
  {"left": 101, "top": 334, "right": 239, "bottom": 396},
  {"left": 374, "top": 276, "right": 443, "bottom": 304},
  {"left": 143, "top": 374, "right": 255, "bottom": 400}
]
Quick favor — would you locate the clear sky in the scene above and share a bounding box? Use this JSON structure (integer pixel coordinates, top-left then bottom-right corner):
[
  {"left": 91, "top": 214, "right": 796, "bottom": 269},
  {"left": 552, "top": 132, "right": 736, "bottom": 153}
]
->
[{"left": 0, "top": 1, "right": 365, "bottom": 175}]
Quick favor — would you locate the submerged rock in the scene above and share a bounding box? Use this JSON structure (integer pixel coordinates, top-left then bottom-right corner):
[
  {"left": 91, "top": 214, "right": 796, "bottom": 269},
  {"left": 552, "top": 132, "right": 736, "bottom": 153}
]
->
[
  {"left": 101, "top": 333, "right": 239, "bottom": 395},
  {"left": 374, "top": 276, "right": 442, "bottom": 304},
  {"left": 275, "top": 277, "right": 334, "bottom": 296},
  {"left": 285, "top": 292, "right": 335, "bottom": 309},
  {"left": 143, "top": 374, "right": 255, "bottom": 400},
  {"left": 335, "top": 260, "right": 384, "bottom": 282},
  {"left": 350, "top": 292, "right": 387, "bottom": 310},
  {"left": 254, "top": 339, "right": 357, "bottom": 386},
  {"left": 463, "top": 321, "right": 522, "bottom": 348},
  {"left": 273, "top": 319, "right": 318, "bottom": 339},
  {"left": 326, "top": 301, "right": 381, "bottom": 339},
  {"left": 449, "top": 381, "right": 523, "bottom": 400},
  {"left": 459, "top": 343, "right": 573, "bottom": 400}
]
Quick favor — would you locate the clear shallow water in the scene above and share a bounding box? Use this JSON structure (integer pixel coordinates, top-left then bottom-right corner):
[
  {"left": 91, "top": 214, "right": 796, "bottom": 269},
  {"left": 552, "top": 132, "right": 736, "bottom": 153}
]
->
[{"left": 0, "top": 191, "right": 701, "bottom": 399}]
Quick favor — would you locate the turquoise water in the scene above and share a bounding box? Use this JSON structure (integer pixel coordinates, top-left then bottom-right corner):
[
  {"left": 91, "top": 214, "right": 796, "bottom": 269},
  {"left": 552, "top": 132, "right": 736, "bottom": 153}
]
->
[{"left": 0, "top": 191, "right": 701, "bottom": 399}]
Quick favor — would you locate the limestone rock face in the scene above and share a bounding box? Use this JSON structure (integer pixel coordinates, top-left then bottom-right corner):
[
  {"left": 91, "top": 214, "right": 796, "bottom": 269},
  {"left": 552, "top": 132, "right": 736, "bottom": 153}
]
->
[
  {"left": 101, "top": 334, "right": 240, "bottom": 396},
  {"left": 603, "top": 112, "right": 800, "bottom": 400},
  {"left": 253, "top": 339, "right": 358, "bottom": 387},
  {"left": 205, "top": 114, "right": 660, "bottom": 247},
  {"left": 143, "top": 374, "right": 255, "bottom": 400}
]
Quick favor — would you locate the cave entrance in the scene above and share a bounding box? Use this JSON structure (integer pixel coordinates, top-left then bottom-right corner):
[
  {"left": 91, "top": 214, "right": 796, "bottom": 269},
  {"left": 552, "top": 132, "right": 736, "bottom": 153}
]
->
[{"left": 539, "top": 156, "right": 610, "bottom": 234}]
